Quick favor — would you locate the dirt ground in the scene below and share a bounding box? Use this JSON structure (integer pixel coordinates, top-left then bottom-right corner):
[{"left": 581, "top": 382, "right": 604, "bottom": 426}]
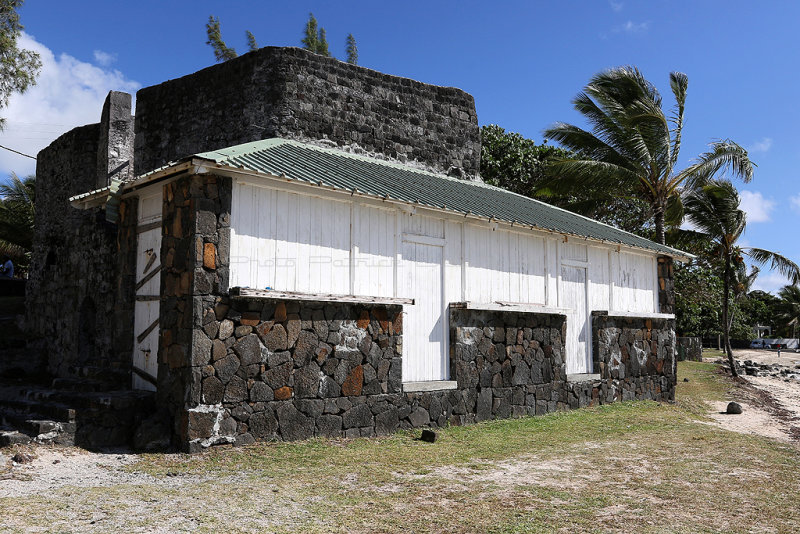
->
[{"left": 703, "top": 348, "right": 800, "bottom": 443}]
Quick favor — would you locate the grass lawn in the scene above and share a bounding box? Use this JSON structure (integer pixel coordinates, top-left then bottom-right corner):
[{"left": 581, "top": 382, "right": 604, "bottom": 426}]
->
[{"left": 2, "top": 361, "right": 799, "bottom": 533}]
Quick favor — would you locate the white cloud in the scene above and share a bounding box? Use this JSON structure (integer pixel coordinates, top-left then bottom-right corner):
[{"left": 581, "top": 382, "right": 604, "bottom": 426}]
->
[
  {"left": 614, "top": 20, "right": 649, "bottom": 33},
  {"left": 791, "top": 194, "right": 800, "bottom": 213},
  {"left": 752, "top": 271, "right": 793, "bottom": 294},
  {"left": 739, "top": 190, "right": 775, "bottom": 223},
  {"left": 93, "top": 49, "right": 117, "bottom": 67},
  {"left": 609, "top": 1, "right": 624, "bottom": 12},
  {"left": 0, "top": 33, "right": 140, "bottom": 177},
  {"left": 748, "top": 137, "right": 772, "bottom": 153}
]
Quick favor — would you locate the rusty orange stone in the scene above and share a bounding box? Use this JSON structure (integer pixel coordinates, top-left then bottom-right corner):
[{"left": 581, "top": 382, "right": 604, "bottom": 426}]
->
[
  {"left": 645, "top": 319, "right": 652, "bottom": 330},
  {"left": 356, "top": 310, "right": 370, "bottom": 330},
  {"left": 373, "top": 308, "right": 389, "bottom": 332},
  {"left": 316, "top": 346, "right": 329, "bottom": 364},
  {"left": 203, "top": 243, "right": 217, "bottom": 270},
  {"left": 274, "top": 302, "right": 287, "bottom": 322},
  {"left": 256, "top": 321, "right": 274, "bottom": 338},
  {"left": 241, "top": 312, "right": 260, "bottom": 327},
  {"left": 180, "top": 271, "right": 191, "bottom": 293},
  {"left": 273, "top": 386, "right": 292, "bottom": 400},
  {"left": 341, "top": 365, "right": 364, "bottom": 396},
  {"left": 392, "top": 313, "right": 403, "bottom": 335}
]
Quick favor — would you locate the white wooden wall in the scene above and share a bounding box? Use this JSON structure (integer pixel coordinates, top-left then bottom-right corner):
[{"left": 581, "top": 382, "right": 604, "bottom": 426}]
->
[{"left": 229, "top": 180, "right": 660, "bottom": 381}]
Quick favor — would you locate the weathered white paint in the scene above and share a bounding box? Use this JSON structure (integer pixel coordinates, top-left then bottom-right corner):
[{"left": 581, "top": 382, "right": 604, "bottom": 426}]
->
[
  {"left": 463, "top": 224, "right": 546, "bottom": 304},
  {"left": 353, "top": 204, "right": 396, "bottom": 298},
  {"left": 230, "top": 183, "right": 350, "bottom": 293},
  {"left": 228, "top": 179, "right": 664, "bottom": 383},
  {"left": 612, "top": 251, "right": 657, "bottom": 314},
  {"left": 560, "top": 265, "right": 590, "bottom": 374},
  {"left": 133, "top": 186, "right": 163, "bottom": 392},
  {"left": 400, "top": 236, "right": 446, "bottom": 382}
]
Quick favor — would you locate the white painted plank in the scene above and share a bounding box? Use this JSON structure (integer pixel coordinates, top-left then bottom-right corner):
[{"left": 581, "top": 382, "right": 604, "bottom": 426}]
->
[{"left": 561, "top": 265, "right": 589, "bottom": 374}]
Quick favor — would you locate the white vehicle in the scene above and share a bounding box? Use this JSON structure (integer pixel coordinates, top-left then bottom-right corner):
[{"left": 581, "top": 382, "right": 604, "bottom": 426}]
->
[{"left": 750, "top": 339, "right": 768, "bottom": 349}]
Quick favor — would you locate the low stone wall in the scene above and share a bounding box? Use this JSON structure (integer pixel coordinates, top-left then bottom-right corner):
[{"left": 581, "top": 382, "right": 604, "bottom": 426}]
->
[
  {"left": 171, "top": 301, "right": 678, "bottom": 451},
  {"left": 592, "top": 312, "right": 676, "bottom": 402},
  {"left": 182, "top": 298, "right": 406, "bottom": 450},
  {"left": 677, "top": 336, "right": 702, "bottom": 361}
]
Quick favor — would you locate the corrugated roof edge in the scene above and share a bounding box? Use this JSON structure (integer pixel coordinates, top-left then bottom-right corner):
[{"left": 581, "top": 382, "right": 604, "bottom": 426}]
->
[
  {"left": 130, "top": 137, "right": 691, "bottom": 261},
  {"left": 193, "top": 138, "right": 692, "bottom": 260}
]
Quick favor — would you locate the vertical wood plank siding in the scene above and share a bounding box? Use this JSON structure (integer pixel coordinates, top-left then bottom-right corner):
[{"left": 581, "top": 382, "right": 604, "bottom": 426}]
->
[{"left": 229, "top": 181, "right": 659, "bottom": 380}]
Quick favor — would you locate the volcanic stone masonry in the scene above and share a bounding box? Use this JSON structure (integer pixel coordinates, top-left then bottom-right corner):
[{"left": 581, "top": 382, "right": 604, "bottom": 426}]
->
[
  {"left": 592, "top": 312, "right": 677, "bottom": 402},
  {"left": 26, "top": 93, "right": 138, "bottom": 387},
  {"left": 134, "top": 46, "right": 481, "bottom": 179}
]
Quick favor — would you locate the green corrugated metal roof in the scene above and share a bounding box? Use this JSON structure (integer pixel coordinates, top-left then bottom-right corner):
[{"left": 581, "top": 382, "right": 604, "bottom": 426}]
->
[{"left": 192, "top": 138, "right": 689, "bottom": 258}]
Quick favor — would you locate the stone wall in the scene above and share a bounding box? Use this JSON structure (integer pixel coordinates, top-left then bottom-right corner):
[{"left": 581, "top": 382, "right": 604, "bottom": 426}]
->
[
  {"left": 157, "top": 173, "right": 232, "bottom": 442},
  {"left": 657, "top": 256, "right": 675, "bottom": 314},
  {"left": 677, "top": 336, "right": 702, "bottom": 362},
  {"left": 175, "top": 296, "right": 575, "bottom": 451},
  {"left": 26, "top": 93, "right": 137, "bottom": 387},
  {"left": 592, "top": 312, "right": 676, "bottom": 402},
  {"left": 134, "top": 47, "right": 480, "bottom": 179}
]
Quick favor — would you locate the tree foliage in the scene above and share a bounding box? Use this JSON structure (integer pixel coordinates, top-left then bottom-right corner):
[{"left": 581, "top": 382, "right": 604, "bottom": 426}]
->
[
  {"left": 543, "top": 67, "right": 754, "bottom": 244},
  {"left": 205, "top": 13, "right": 355, "bottom": 63},
  {"left": 0, "top": 172, "right": 34, "bottom": 271},
  {"left": 776, "top": 285, "right": 800, "bottom": 337},
  {"left": 345, "top": 33, "right": 358, "bottom": 65},
  {"left": 480, "top": 124, "right": 652, "bottom": 235},
  {"left": 0, "top": 0, "right": 40, "bottom": 129},
  {"left": 301, "top": 13, "right": 330, "bottom": 56},
  {"left": 205, "top": 15, "right": 238, "bottom": 62}
]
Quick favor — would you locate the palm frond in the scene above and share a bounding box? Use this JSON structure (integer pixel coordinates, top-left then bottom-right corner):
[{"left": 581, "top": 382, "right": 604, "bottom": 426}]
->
[
  {"left": 668, "top": 72, "right": 688, "bottom": 168},
  {"left": 539, "top": 158, "right": 642, "bottom": 195},
  {"left": 677, "top": 139, "right": 755, "bottom": 189},
  {"left": 746, "top": 248, "right": 800, "bottom": 285},
  {"left": 543, "top": 123, "right": 632, "bottom": 168}
]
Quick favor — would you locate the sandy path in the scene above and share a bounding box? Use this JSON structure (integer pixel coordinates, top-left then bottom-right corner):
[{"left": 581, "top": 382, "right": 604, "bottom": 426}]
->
[{"left": 701, "top": 349, "right": 800, "bottom": 444}]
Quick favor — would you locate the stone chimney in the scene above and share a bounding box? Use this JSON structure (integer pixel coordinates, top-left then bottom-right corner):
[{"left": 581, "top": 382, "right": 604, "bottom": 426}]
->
[{"left": 96, "top": 91, "right": 134, "bottom": 190}]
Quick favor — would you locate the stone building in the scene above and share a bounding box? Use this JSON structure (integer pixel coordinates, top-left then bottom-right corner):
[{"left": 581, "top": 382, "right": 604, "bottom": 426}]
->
[{"left": 21, "top": 47, "right": 688, "bottom": 451}]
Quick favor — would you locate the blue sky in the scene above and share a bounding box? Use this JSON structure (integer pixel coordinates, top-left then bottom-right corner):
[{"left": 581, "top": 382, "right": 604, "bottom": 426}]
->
[{"left": 2, "top": 1, "right": 798, "bottom": 292}]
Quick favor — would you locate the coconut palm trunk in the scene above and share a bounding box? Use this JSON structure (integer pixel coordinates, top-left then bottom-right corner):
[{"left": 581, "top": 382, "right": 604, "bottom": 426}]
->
[{"left": 721, "top": 254, "right": 737, "bottom": 376}]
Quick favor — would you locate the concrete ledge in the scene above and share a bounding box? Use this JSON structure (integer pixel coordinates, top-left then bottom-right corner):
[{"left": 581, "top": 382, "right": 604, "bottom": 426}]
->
[
  {"left": 567, "top": 373, "right": 601, "bottom": 383},
  {"left": 594, "top": 310, "right": 675, "bottom": 320},
  {"left": 230, "top": 287, "right": 413, "bottom": 305},
  {"left": 450, "top": 301, "right": 568, "bottom": 315},
  {"left": 403, "top": 380, "right": 458, "bottom": 393}
]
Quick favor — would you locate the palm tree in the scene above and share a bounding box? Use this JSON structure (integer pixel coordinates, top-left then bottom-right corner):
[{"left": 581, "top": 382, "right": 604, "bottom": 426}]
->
[
  {"left": 0, "top": 172, "right": 35, "bottom": 270},
  {"left": 683, "top": 180, "right": 800, "bottom": 376},
  {"left": 728, "top": 263, "right": 759, "bottom": 334},
  {"left": 543, "top": 67, "right": 755, "bottom": 244},
  {"left": 776, "top": 284, "right": 800, "bottom": 339}
]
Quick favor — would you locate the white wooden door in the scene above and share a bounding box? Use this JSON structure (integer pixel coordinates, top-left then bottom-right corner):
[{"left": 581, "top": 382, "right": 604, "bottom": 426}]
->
[
  {"left": 561, "top": 265, "right": 590, "bottom": 374},
  {"left": 132, "top": 189, "right": 162, "bottom": 391},
  {"left": 400, "top": 238, "right": 446, "bottom": 382}
]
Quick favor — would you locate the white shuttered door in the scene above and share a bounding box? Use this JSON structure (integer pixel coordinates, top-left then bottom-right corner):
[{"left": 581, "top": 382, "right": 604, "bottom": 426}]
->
[
  {"left": 561, "top": 265, "right": 590, "bottom": 374},
  {"left": 132, "top": 188, "right": 163, "bottom": 391},
  {"left": 400, "top": 239, "right": 446, "bottom": 382}
]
